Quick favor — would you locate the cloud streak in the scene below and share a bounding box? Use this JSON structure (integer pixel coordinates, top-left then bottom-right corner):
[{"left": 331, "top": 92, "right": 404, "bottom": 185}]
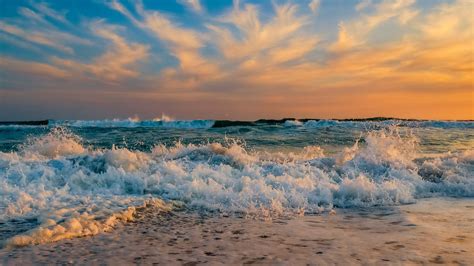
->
[
  {"left": 51, "top": 22, "right": 149, "bottom": 82},
  {"left": 0, "top": 0, "right": 472, "bottom": 120},
  {"left": 178, "top": 0, "right": 204, "bottom": 13},
  {"left": 309, "top": 0, "right": 320, "bottom": 14}
]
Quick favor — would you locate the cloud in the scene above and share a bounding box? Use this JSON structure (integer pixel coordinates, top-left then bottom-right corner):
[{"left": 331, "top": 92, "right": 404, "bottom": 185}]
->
[
  {"left": 308, "top": 0, "right": 320, "bottom": 14},
  {"left": 398, "top": 8, "right": 419, "bottom": 24},
  {"left": 0, "top": 3, "right": 92, "bottom": 55},
  {"left": 105, "top": 0, "right": 472, "bottom": 106},
  {"left": 0, "top": 20, "right": 149, "bottom": 85},
  {"left": 178, "top": 0, "right": 204, "bottom": 13},
  {"left": 212, "top": 2, "right": 312, "bottom": 60},
  {"left": 31, "top": 2, "right": 70, "bottom": 25},
  {"left": 108, "top": 0, "right": 217, "bottom": 82},
  {"left": 51, "top": 22, "right": 149, "bottom": 82},
  {"left": 355, "top": 0, "right": 371, "bottom": 11},
  {"left": 0, "top": 32, "right": 42, "bottom": 52},
  {"left": 0, "top": 56, "right": 70, "bottom": 78},
  {"left": 107, "top": 0, "right": 203, "bottom": 49},
  {"left": 418, "top": 0, "right": 472, "bottom": 40},
  {"left": 331, "top": 0, "right": 418, "bottom": 51},
  {"left": 329, "top": 22, "right": 355, "bottom": 52},
  {"left": 18, "top": 7, "right": 49, "bottom": 25},
  {"left": 143, "top": 13, "right": 203, "bottom": 49},
  {"left": 1, "top": 0, "right": 473, "bottom": 119},
  {"left": 0, "top": 21, "right": 74, "bottom": 54}
]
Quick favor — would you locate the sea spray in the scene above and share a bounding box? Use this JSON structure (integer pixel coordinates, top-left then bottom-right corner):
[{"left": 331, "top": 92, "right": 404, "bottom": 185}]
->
[
  {"left": 0, "top": 125, "right": 472, "bottom": 246},
  {"left": 50, "top": 118, "right": 215, "bottom": 128}
]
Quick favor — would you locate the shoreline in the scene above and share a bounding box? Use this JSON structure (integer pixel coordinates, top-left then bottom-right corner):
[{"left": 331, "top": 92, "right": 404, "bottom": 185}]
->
[{"left": 1, "top": 198, "right": 473, "bottom": 265}]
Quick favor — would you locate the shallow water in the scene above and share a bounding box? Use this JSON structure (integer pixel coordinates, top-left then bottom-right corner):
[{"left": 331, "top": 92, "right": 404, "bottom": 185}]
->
[
  {"left": 1, "top": 198, "right": 472, "bottom": 265},
  {"left": 0, "top": 119, "right": 473, "bottom": 247}
]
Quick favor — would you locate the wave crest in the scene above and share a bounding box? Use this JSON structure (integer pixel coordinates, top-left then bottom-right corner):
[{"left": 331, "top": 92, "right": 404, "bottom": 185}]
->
[
  {"left": 20, "top": 127, "right": 86, "bottom": 159},
  {"left": 1, "top": 126, "right": 472, "bottom": 246},
  {"left": 51, "top": 118, "right": 215, "bottom": 129}
]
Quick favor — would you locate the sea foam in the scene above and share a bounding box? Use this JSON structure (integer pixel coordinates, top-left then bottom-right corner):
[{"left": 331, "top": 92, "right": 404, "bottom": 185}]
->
[
  {"left": 0, "top": 126, "right": 472, "bottom": 247},
  {"left": 50, "top": 118, "right": 215, "bottom": 129}
]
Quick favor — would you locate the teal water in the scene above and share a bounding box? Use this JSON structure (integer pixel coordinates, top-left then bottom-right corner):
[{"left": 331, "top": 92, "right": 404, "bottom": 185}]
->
[{"left": 0, "top": 119, "right": 473, "bottom": 246}]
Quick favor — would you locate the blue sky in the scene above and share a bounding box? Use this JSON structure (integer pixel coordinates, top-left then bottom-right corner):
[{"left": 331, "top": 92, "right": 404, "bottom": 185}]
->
[{"left": 0, "top": 0, "right": 472, "bottom": 120}]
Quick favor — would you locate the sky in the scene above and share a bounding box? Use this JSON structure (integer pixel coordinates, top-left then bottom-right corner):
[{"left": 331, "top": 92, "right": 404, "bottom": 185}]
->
[{"left": 0, "top": 0, "right": 472, "bottom": 120}]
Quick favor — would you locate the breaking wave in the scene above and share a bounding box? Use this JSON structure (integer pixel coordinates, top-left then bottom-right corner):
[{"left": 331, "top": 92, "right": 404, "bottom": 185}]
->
[
  {"left": 0, "top": 126, "right": 473, "bottom": 247},
  {"left": 50, "top": 117, "right": 215, "bottom": 129},
  {"left": 2, "top": 118, "right": 472, "bottom": 129}
]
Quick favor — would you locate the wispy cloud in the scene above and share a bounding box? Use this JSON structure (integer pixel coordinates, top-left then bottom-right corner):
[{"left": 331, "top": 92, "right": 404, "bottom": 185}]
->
[
  {"left": 331, "top": 0, "right": 418, "bottom": 51},
  {"left": 308, "top": 0, "right": 320, "bottom": 14},
  {"left": 31, "top": 1, "right": 70, "bottom": 25},
  {"left": 214, "top": 2, "right": 312, "bottom": 60},
  {"left": 178, "top": 0, "right": 204, "bottom": 13},
  {"left": 0, "top": 1, "right": 92, "bottom": 55},
  {"left": 51, "top": 22, "right": 149, "bottom": 82},
  {"left": 108, "top": 0, "right": 216, "bottom": 84},
  {"left": 355, "top": 0, "right": 372, "bottom": 12},
  {"left": 0, "top": 0, "right": 472, "bottom": 119},
  {"left": 0, "top": 31, "right": 42, "bottom": 52},
  {"left": 0, "top": 56, "right": 69, "bottom": 78},
  {"left": 0, "top": 21, "right": 75, "bottom": 53}
]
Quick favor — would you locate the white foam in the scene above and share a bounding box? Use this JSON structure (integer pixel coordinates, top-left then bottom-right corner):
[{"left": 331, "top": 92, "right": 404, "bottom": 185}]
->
[
  {"left": 1, "top": 126, "right": 473, "bottom": 246},
  {"left": 20, "top": 127, "right": 86, "bottom": 159},
  {"left": 5, "top": 199, "right": 170, "bottom": 247},
  {"left": 51, "top": 117, "right": 215, "bottom": 128},
  {"left": 283, "top": 120, "right": 303, "bottom": 127}
]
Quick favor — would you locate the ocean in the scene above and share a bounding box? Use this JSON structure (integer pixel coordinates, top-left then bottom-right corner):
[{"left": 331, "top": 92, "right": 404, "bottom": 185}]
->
[{"left": 0, "top": 118, "right": 473, "bottom": 249}]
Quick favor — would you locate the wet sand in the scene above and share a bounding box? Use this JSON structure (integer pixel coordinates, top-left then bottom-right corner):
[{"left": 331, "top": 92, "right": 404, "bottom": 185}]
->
[{"left": 1, "top": 198, "right": 473, "bottom": 265}]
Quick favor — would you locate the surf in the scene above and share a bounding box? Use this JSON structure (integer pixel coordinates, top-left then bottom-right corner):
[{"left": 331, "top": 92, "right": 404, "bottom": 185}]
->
[{"left": 1, "top": 125, "right": 472, "bottom": 247}]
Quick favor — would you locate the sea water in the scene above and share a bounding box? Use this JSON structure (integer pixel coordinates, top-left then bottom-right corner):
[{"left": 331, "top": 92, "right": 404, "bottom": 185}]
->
[{"left": 0, "top": 119, "right": 473, "bottom": 247}]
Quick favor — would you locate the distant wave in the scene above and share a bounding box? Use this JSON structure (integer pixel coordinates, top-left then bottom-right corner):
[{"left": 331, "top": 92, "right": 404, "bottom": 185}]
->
[
  {"left": 283, "top": 120, "right": 303, "bottom": 127},
  {"left": 405, "top": 120, "right": 474, "bottom": 129},
  {"left": 303, "top": 120, "right": 343, "bottom": 127},
  {"left": 1, "top": 118, "right": 473, "bottom": 129},
  {"left": 50, "top": 119, "right": 215, "bottom": 129}
]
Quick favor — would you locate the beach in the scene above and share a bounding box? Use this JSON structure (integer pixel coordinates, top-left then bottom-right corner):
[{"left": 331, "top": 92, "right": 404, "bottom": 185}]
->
[{"left": 2, "top": 198, "right": 472, "bottom": 265}]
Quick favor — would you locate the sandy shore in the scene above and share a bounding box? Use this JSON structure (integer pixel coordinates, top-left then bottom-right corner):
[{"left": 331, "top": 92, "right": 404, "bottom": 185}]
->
[{"left": 1, "top": 198, "right": 473, "bottom": 265}]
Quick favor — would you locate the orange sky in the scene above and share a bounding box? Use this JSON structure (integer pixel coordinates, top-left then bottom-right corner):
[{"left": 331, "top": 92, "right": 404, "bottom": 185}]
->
[{"left": 0, "top": 0, "right": 473, "bottom": 120}]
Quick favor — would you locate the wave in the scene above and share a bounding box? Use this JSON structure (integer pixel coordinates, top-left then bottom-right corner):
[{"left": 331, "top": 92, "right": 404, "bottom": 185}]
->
[
  {"left": 283, "top": 120, "right": 303, "bottom": 127},
  {"left": 303, "top": 120, "right": 343, "bottom": 128},
  {"left": 300, "top": 120, "right": 474, "bottom": 129},
  {"left": 50, "top": 118, "right": 215, "bottom": 129},
  {"left": 406, "top": 120, "right": 474, "bottom": 129},
  {"left": 1, "top": 126, "right": 472, "bottom": 246},
  {"left": 1, "top": 117, "right": 473, "bottom": 129}
]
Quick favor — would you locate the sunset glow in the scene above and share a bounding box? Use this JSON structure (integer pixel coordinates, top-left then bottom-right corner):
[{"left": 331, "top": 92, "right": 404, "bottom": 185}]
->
[{"left": 0, "top": 0, "right": 473, "bottom": 120}]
